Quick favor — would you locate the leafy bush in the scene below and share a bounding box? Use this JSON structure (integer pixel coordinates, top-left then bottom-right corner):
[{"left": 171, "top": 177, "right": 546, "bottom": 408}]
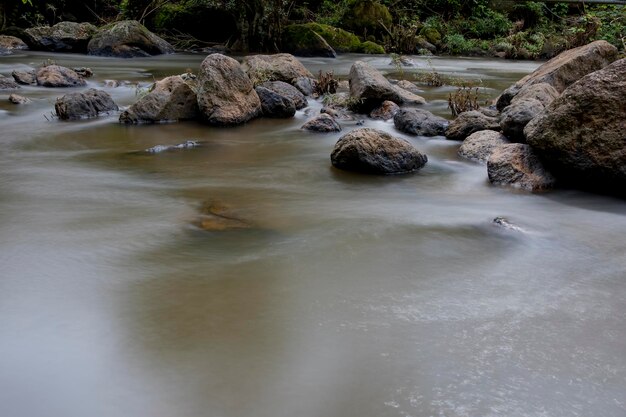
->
[
  {"left": 467, "top": 10, "right": 512, "bottom": 39},
  {"left": 444, "top": 33, "right": 474, "bottom": 55}
]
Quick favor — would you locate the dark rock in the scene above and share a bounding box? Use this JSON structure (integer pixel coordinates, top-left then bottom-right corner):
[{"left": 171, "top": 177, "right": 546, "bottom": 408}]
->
[
  {"left": 331, "top": 128, "right": 427, "bottom": 174},
  {"left": 394, "top": 108, "right": 448, "bottom": 137},
  {"left": 445, "top": 110, "right": 500, "bottom": 141},
  {"left": 55, "top": 88, "right": 118, "bottom": 120},
  {"left": 8, "top": 94, "right": 30, "bottom": 104},
  {"left": 36, "top": 65, "right": 86, "bottom": 87},
  {"left": 259, "top": 81, "right": 307, "bottom": 110},
  {"left": 458, "top": 130, "right": 509, "bottom": 164},
  {"left": 496, "top": 40, "right": 618, "bottom": 110},
  {"left": 369, "top": 100, "right": 399, "bottom": 120},
  {"left": 487, "top": 143, "right": 555, "bottom": 191},
  {"left": 255, "top": 86, "right": 296, "bottom": 118},
  {"left": 24, "top": 22, "right": 96, "bottom": 52},
  {"left": 196, "top": 53, "right": 261, "bottom": 126},
  {"left": 72, "top": 67, "right": 93, "bottom": 78},
  {"left": 120, "top": 75, "right": 198, "bottom": 124},
  {"left": 87, "top": 20, "right": 174, "bottom": 58},
  {"left": 302, "top": 113, "right": 341, "bottom": 132},
  {"left": 12, "top": 70, "right": 36, "bottom": 85},
  {"left": 241, "top": 54, "right": 314, "bottom": 84},
  {"left": 499, "top": 98, "right": 544, "bottom": 142},
  {"left": 524, "top": 58, "right": 626, "bottom": 193},
  {"left": 293, "top": 77, "right": 316, "bottom": 96}
]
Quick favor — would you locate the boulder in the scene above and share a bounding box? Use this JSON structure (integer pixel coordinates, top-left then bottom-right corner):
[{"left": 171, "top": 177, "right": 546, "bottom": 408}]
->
[
  {"left": 496, "top": 40, "right": 618, "bottom": 110},
  {"left": 55, "top": 89, "right": 118, "bottom": 120},
  {"left": 458, "top": 130, "right": 509, "bottom": 163},
  {"left": 120, "top": 75, "right": 198, "bottom": 124},
  {"left": 487, "top": 143, "right": 555, "bottom": 191},
  {"left": 241, "top": 54, "right": 314, "bottom": 85},
  {"left": 8, "top": 94, "right": 30, "bottom": 105},
  {"left": 282, "top": 24, "right": 336, "bottom": 58},
  {"left": 302, "top": 113, "right": 341, "bottom": 132},
  {"left": 196, "top": 54, "right": 261, "bottom": 126},
  {"left": 331, "top": 128, "right": 427, "bottom": 174},
  {"left": 36, "top": 65, "right": 86, "bottom": 87},
  {"left": 396, "top": 80, "right": 422, "bottom": 95},
  {"left": 298, "top": 23, "right": 361, "bottom": 53},
  {"left": 499, "top": 98, "right": 544, "bottom": 142},
  {"left": 293, "top": 77, "right": 316, "bottom": 96},
  {"left": 369, "top": 100, "right": 399, "bottom": 120},
  {"left": 510, "top": 82, "right": 559, "bottom": 108},
  {"left": 349, "top": 61, "right": 424, "bottom": 111},
  {"left": 0, "top": 35, "right": 28, "bottom": 54},
  {"left": 445, "top": 110, "right": 500, "bottom": 141},
  {"left": 0, "top": 76, "right": 20, "bottom": 90},
  {"left": 12, "top": 70, "right": 36, "bottom": 85},
  {"left": 255, "top": 86, "right": 296, "bottom": 118},
  {"left": 392, "top": 84, "right": 426, "bottom": 105},
  {"left": 259, "top": 81, "right": 307, "bottom": 110},
  {"left": 24, "top": 22, "right": 97, "bottom": 52},
  {"left": 524, "top": 58, "right": 626, "bottom": 192},
  {"left": 87, "top": 20, "right": 174, "bottom": 58},
  {"left": 394, "top": 108, "right": 448, "bottom": 137}
]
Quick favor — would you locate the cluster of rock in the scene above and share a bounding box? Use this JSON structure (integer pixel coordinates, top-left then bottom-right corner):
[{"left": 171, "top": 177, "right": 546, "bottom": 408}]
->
[
  {"left": 446, "top": 40, "right": 624, "bottom": 195},
  {"left": 1, "top": 20, "right": 174, "bottom": 58}
]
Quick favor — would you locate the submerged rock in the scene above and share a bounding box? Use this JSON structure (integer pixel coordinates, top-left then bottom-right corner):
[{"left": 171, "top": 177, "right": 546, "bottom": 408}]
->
[
  {"left": 24, "top": 22, "right": 97, "bottom": 52},
  {"left": 458, "top": 130, "right": 509, "bottom": 164},
  {"left": 331, "top": 128, "right": 427, "bottom": 174},
  {"left": 55, "top": 89, "right": 118, "bottom": 120},
  {"left": 88, "top": 20, "right": 174, "bottom": 58},
  {"left": 8, "top": 94, "right": 31, "bottom": 105},
  {"left": 36, "top": 65, "right": 86, "bottom": 87},
  {"left": 302, "top": 113, "right": 342, "bottom": 132},
  {"left": 487, "top": 143, "right": 555, "bottom": 191},
  {"left": 394, "top": 108, "right": 448, "bottom": 137},
  {"left": 143, "top": 140, "right": 200, "bottom": 154},
  {"left": 194, "top": 201, "right": 252, "bottom": 232},
  {"left": 492, "top": 217, "right": 525, "bottom": 233}
]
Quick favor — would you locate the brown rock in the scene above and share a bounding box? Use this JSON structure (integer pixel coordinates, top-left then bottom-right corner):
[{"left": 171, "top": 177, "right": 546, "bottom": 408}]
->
[
  {"left": 487, "top": 143, "right": 555, "bottom": 191},
  {"left": 445, "top": 110, "right": 500, "bottom": 141},
  {"left": 36, "top": 65, "right": 86, "bottom": 87},
  {"left": 369, "top": 100, "right": 399, "bottom": 120},
  {"left": 242, "top": 54, "right": 313, "bottom": 85},
  {"left": 458, "top": 130, "right": 508, "bottom": 164}
]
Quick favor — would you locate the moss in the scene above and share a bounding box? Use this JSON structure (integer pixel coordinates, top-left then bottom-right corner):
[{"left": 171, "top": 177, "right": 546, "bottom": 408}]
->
[
  {"left": 342, "top": 0, "right": 392, "bottom": 38},
  {"left": 282, "top": 24, "right": 336, "bottom": 57},
  {"left": 302, "top": 23, "right": 361, "bottom": 52},
  {"left": 359, "top": 40, "right": 385, "bottom": 54},
  {"left": 420, "top": 27, "right": 442, "bottom": 45}
]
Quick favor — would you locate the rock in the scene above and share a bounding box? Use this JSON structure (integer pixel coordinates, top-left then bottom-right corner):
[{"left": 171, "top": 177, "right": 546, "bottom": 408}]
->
[
  {"left": 496, "top": 40, "right": 618, "bottom": 110},
  {"left": 0, "top": 35, "right": 28, "bottom": 54},
  {"left": 349, "top": 61, "right": 425, "bottom": 111},
  {"left": 396, "top": 80, "right": 422, "bottom": 95},
  {"left": 241, "top": 54, "right": 314, "bottom": 85},
  {"left": 0, "top": 76, "right": 20, "bottom": 90},
  {"left": 194, "top": 201, "right": 252, "bottom": 232},
  {"left": 255, "top": 86, "right": 296, "bottom": 118},
  {"left": 479, "top": 107, "right": 499, "bottom": 118},
  {"left": 499, "top": 98, "right": 544, "bottom": 142},
  {"left": 445, "top": 110, "right": 500, "bottom": 141},
  {"left": 492, "top": 217, "right": 525, "bottom": 233},
  {"left": 87, "top": 20, "right": 174, "bottom": 58},
  {"left": 298, "top": 23, "right": 361, "bottom": 53},
  {"left": 55, "top": 89, "right": 118, "bottom": 120},
  {"left": 12, "top": 70, "right": 36, "bottom": 85},
  {"left": 72, "top": 67, "right": 93, "bottom": 78},
  {"left": 416, "top": 36, "right": 437, "bottom": 53},
  {"left": 259, "top": 81, "right": 307, "bottom": 110},
  {"left": 458, "top": 130, "right": 509, "bottom": 163},
  {"left": 369, "top": 100, "right": 399, "bottom": 120},
  {"left": 142, "top": 140, "right": 200, "bottom": 154},
  {"left": 282, "top": 24, "right": 336, "bottom": 58},
  {"left": 524, "top": 58, "right": 626, "bottom": 192},
  {"left": 196, "top": 53, "right": 261, "bottom": 126},
  {"left": 103, "top": 79, "right": 119, "bottom": 88},
  {"left": 392, "top": 84, "right": 427, "bottom": 105},
  {"left": 360, "top": 41, "right": 385, "bottom": 54},
  {"left": 8, "top": 94, "right": 31, "bottom": 105},
  {"left": 24, "top": 22, "right": 97, "bottom": 52},
  {"left": 120, "top": 75, "right": 198, "bottom": 124},
  {"left": 321, "top": 106, "right": 353, "bottom": 121},
  {"left": 510, "top": 82, "right": 559, "bottom": 108},
  {"left": 337, "top": 80, "right": 350, "bottom": 91},
  {"left": 293, "top": 77, "right": 316, "bottom": 96},
  {"left": 331, "top": 128, "right": 427, "bottom": 174},
  {"left": 36, "top": 65, "right": 86, "bottom": 88},
  {"left": 302, "top": 113, "right": 341, "bottom": 132},
  {"left": 487, "top": 143, "right": 555, "bottom": 191},
  {"left": 394, "top": 108, "right": 448, "bottom": 137}
]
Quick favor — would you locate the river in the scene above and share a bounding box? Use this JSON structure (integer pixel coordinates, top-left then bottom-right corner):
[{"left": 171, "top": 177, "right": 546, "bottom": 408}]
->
[{"left": 1, "top": 51, "right": 625, "bottom": 417}]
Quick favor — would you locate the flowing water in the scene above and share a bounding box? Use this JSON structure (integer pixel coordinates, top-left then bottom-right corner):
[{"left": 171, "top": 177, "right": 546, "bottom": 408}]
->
[{"left": 1, "top": 52, "right": 625, "bottom": 417}]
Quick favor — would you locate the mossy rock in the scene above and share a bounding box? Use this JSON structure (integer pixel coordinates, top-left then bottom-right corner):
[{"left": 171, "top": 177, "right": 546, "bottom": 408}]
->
[
  {"left": 360, "top": 41, "right": 385, "bottom": 54},
  {"left": 342, "top": 0, "right": 392, "bottom": 38},
  {"left": 301, "top": 23, "right": 361, "bottom": 53},
  {"left": 282, "top": 25, "right": 336, "bottom": 57},
  {"left": 88, "top": 20, "right": 174, "bottom": 57},
  {"left": 420, "top": 27, "right": 441, "bottom": 45}
]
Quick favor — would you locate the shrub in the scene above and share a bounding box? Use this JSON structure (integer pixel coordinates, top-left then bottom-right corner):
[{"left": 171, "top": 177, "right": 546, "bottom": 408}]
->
[
  {"left": 444, "top": 33, "right": 474, "bottom": 55},
  {"left": 360, "top": 40, "right": 385, "bottom": 54}
]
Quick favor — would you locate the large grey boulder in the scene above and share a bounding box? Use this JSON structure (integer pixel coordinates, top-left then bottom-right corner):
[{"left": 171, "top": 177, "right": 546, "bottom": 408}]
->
[
  {"left": 242, "top": 54, "right": 313, "bottom": 85},
  {"left": 445, "top": 110, "right": 500, "bottom": 141},
  {"left": 196, "top": 54, "right": 261, "bottom": 126},
  {"left": 510, "top": 82, "right": 559, "bottom": 108},
  {"left": 259, "top": 81, "right": 307, "bottom": 110},
  {"left": 36, "top": 65, "right": 86, "bottom": 87},
  {"left": 24, "top": 22, "right": 97, "bottom": 52},
  {"left": 499, "top": 98, "right": 545, "bottom": 142},
  {"left": 0, "top": 35, "right": 28, "bottom": 55},
  {"left": 255, "top": 86, "right": 296, "bottom": 118},
  {"left": 12, "top": 70, "right": 36, "bottom": 85},
  {"left": 394, "top": 108, "right": 448, "bottom": 137},
  {"left": 458, "top": 130, "right": 508, "bottom": 164},
  {"left": 487, "top": 143, "right": 555, "bottom": 191},
  {"left": 302, "top": 113, "right": 341, "bottom": 132},
  {"left": 120, "top": 75, "right": 198, "bottom": 124},
  {"left": 524, "top": 58, "right": 626, "bottom": 192},
  {"left": 331, "top": 128, "right": 427, "bottom": 174},
  {"left": 349, "top": 61, "right": 425, "bottom": 111},
  {"left": 496, "top": 40, "right": 618, "bottom": 110},
  {"left": 55, "top": 89, "right": 118, "bottom": 120},
  {"left": 88, "top": 20, "right": 174, "bottom": 58}
]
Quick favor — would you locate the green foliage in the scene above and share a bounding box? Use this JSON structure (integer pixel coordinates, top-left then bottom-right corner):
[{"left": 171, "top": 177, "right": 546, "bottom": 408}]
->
[
  {"left": 444, "top": 33, "right": 474, "bottom": 55},
  {"left": 341, "top": 0, "right": 392, "bottom": 38},
  {"left": 466, "top": 10, "right": 512, "bottom": 39},
  {"left": 360, "top": 40, "right": 385, "bottom": 54},
  {"left": 586, "top": 5, "right": 626, "bottom": 51},
  {"left": 302, "top": 23, "right": 361, "bottom": 52},
  {"left": 509, "top": 2, "right": 546, "bottom": 29}
]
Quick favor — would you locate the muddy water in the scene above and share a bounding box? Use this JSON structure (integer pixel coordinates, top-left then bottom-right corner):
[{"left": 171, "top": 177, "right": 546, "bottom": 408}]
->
[{"left": 1, "top": 52, "right": 625, "bottom": 417}]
